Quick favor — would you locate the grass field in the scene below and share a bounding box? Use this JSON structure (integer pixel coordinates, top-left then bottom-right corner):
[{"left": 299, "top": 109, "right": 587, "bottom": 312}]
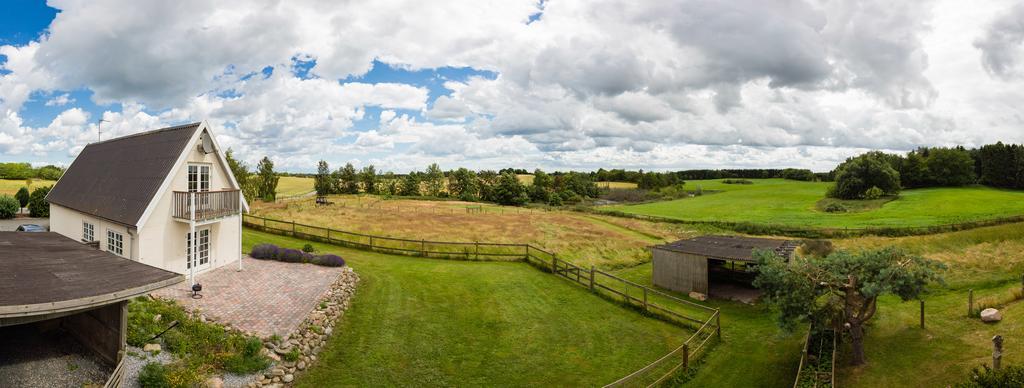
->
[
  {"left": 242, "top": 229, "right": 688, "bottom": 387},
  {"left": 275, "top": 176, "right": 314, "bottom": 197},
  {"left": 250, "top": 195, "right": 709, "bottom": 269},
  {"left": 603, "top": 179, "right": 1024, "bottom": 229},
  {"left": 0, "top": 179, "right": 57, "bottom": 196},
  {"left": 597, "top": 181, "right": 638, "bottom": 189}
]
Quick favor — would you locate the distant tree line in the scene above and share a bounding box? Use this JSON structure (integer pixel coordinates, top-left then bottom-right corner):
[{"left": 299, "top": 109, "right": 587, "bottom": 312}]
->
[
  {"left": 828, "top": 142, "right": 1024, "bottom": 200},
  {"left": 591, "top": 167, "right": 823, "bottom": 190},
  {"left": 312, "top": 161, "right": 599, "bottom": 207},
  {"left": 0, "top": 162, "right": 64, "bottom": 180}
]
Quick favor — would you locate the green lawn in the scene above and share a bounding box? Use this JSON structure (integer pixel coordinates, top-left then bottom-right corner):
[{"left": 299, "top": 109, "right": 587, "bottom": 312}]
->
[
  {"left": 243, "top": 229, "right": 689, "bottom": 387},
  {"left": 603, "top": 179, "right": 1024, "bottom": 229}
]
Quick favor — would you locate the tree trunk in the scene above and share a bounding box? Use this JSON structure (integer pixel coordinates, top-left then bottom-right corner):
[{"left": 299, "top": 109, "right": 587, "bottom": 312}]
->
[{"left": 849, "top": 322, "right": 867, "bottom": 365}]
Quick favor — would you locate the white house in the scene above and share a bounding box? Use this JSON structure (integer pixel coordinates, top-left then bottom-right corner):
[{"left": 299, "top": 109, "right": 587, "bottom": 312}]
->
[{"left": 47, "top": 121, "right": 248, "bottom": 284}]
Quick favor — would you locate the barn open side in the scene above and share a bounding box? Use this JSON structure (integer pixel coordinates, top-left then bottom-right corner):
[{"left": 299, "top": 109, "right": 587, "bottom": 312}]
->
[
  {"left": 651, "top": 235, "right": 797, "bottom": 300},
  {"left": 0, "top": 232, "right": 182, "bottom": 387}
]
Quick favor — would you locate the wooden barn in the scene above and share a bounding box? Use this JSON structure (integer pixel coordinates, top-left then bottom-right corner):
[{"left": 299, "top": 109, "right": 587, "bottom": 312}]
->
[
  {"left": 0, "top": 232, "right": 181, "bottom": 387},
  {"left": 651, "top": 235, "right": 797, "bottom": 296}
]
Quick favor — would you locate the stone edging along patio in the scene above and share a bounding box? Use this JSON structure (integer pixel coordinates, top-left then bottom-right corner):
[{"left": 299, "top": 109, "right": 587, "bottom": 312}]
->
[{"left": 250, "top": 266, "right": 359, "bottom": 387}]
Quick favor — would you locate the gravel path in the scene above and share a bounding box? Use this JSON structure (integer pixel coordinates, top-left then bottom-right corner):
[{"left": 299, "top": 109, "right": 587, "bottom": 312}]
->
[
  {"left": 121, "top": 346, "right": 175, "bottom": 388},
  {"left": 0, "top": 325, "right": 111, "bottom": 387},
  {"left": 121, "top": 345, "right": 268, "bottom": 388}
]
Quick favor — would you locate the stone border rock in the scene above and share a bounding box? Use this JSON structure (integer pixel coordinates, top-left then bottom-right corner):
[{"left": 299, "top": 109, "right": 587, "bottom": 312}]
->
[{"left": 249, "top": 266, "right": 359, "bottom": 388}]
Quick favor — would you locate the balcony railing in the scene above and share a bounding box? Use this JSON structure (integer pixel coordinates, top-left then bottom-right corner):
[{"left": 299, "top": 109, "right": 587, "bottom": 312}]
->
[{"left": 172, "top": 190, "right": 241, "bottom": 221}]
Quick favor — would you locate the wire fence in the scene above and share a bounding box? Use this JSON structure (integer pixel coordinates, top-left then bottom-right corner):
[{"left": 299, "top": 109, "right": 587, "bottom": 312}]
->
[
  {"left": 242, "top": 213, "right": 721, "bottom": 386},
  {"left": 596, "top": 209, "right": 1024, "bottom": 238}
]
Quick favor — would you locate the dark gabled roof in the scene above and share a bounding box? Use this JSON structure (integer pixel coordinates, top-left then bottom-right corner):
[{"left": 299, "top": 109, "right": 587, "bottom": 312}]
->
[
  {"left": 652, "top": 235, "right": 797, "bottom": 262},
  {"left": 46, "top": 123, "right": 201, "bottom": 226},
  {"left": 0, "top": 232, "right": 182, "bottom": 316}
]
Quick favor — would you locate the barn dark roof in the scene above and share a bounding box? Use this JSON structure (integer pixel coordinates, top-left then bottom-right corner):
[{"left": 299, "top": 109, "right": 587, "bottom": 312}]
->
[
  {"left": 46, "top": 123, "right": 201, "bottom": 226},
  {"left": 653, "top": 235, "right": 797, "bottom": 262},
  {"left": 0, "top": 232, "right": 182, "bottom": 317}
]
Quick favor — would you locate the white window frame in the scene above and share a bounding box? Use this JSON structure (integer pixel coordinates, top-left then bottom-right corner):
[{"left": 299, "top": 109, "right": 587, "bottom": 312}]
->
[
  {"left": 186, "top": 228, "right": 211, "bottom": 270},
  {"left": 106, "top": 230, "right": 124, "bottom": 257},
  {"left": 187, "top": 164, "right": 211, "bottom": 193},
  {"left": 82, "top": 222, "right": 94, "bottom": 242}
]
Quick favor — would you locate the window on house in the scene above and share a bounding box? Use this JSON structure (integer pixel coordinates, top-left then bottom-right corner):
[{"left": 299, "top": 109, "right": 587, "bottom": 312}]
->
[
  {"left": 82, "top": 222, "right": 94, "bottom": 242},
  {"left": 186, "top": 229, "right": 211, "bottom": 269},
  {"left": 107, "top": 230, "right": 124, "bottom": 257},
  {"left": 188, "top": 164, "right": 211, "bottom": 192}
]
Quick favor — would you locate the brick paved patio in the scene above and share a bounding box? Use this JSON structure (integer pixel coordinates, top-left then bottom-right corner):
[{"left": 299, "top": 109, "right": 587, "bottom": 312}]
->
[{"left": 152, "top": 256, "right": 345, "bottom": 338}]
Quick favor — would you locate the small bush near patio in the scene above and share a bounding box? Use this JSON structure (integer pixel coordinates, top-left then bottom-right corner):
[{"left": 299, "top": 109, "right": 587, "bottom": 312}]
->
[
  {"left": 303, "top": 243, "right": 316, "bottom": 253},
  {"left": 139, "top": 362, "right": 170, "bottom": 388},
  {"left": 127, "top": 296, "right": 270, "bottom": 386},
  {"left": 0, "top": 195, "right": 18, "bottom": 219},
  {"left": 312, "top": 254, "right": 346, "bottom": 267},
  {"left": 249, "top": 242, "right": 345, "bottom": 267}
]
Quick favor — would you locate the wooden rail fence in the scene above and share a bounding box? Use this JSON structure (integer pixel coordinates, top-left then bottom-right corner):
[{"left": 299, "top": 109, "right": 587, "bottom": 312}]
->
[{"left": 242, "top": 214, "right": 721, "bottom": 386}]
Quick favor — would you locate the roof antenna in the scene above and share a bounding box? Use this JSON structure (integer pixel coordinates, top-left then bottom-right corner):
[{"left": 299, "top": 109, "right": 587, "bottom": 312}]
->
[{"left": 97, "top": 119, "right": 109, "bottom": 142}]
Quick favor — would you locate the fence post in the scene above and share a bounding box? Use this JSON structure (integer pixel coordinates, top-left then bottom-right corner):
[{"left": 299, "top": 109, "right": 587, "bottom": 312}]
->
[
  {"left": 969, "top": 289, "right": 974, "bottom": 317},
  {"left": 682, "top": 343, "right": 689, "bottom": 370},
  {"left": 589, "top": 266, "right": 595, "bottom": 292},
  {"left": 421, "top": 240, "right": 426, "bottom": 256},
  {"left": 370, "top": 236, "right": 374, "bottom": 249},
  {"left": 994, "top": 335, "right": 1004, "bottom": 371},
  {"left": 263, "top": 217, "right": 267, "bottom": 228},
  {"left": 921, "top": 298, "right": 929, "bottom": 329},
  {"left": 716, "top": 309, "right": 721, "bottom": 339},
  {"left": 291, "top": 220, "right": 296, "bottom": 235},
  {"left": 551, "top": 255, "right": 557, "bottom": 274},
  {"left": 643, "top": 288, "right": 648, "bottom": 311}
]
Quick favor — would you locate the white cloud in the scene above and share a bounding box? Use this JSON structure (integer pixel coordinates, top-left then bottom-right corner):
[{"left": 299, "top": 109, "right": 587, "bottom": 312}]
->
[{"left": 1, "top": 0, "right": 1023, "bottom": 172}]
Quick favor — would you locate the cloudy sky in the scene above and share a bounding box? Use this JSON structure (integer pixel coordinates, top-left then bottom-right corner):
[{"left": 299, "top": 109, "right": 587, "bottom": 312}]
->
[{"left": 2, "top": 0, "right": 1024, "bottom": 173}]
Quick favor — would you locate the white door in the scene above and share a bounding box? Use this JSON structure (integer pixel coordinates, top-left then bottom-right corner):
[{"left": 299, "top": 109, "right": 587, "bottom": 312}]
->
[{"left": 186, "top": 228, "right": 212, "bottom": 271}]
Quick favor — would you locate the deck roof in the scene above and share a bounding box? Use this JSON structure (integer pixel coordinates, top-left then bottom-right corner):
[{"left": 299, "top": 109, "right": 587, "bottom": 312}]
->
[
  {"left": 652, "top": 235, "right": 797, "bottom": 262},
  {"left": 0, "top": 232, "right": 182, "bottom": 317}
]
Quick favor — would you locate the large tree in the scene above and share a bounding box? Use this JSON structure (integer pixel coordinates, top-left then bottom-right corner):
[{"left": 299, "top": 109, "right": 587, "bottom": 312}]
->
[
  {"left": 754, "top": 247, "right": 944, "bottom": 365},
  {"left": 255, "top": 157, "right": 279, "bottom": 201},
  {"left": 314, "top": 160, "right": 332, "bottom": 196},
  {"left": 337, "top": 163, "right": 359, "bottom": 194},
  {"left": 529, "top": 168, "right": 552, "bottom": 203},
  {"left": 493, "top": 171, "right": 529, "bottom": 206},
  {"left": 226, "top": 149, "right": 257, "bottom": 201},
  {"left": 399, "top": 172, "right": 421, "bottom": 196},
  {"left": 828, "top": 151, "right": 901, "bottom": 199},
  {"left": 424, "top": 163, "right": 445, "bottom": 197},
  {"left": 360, "top": 165, "right": 378, "bottom": 194},
  {"left": 448, "top": 168, "right": 479, "bottom": 201}
]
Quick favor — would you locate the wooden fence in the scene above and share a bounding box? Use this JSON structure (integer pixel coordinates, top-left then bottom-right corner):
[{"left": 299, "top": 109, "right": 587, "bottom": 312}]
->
[
  {"left": 793, "top": 326, "right": 836, "bottom": 388},
  {"left": 242, "top": 214, "right": 721, "bottom": 386},
  {"left": 103, "top": 356, "right": 126, "bottom": 388},
  {"left": 596, "top": 209, "right": 1024, "bottom": 238}
]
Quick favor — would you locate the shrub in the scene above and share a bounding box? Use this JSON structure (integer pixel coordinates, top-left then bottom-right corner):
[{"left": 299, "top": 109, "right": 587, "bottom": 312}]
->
[
  {"left": 722, "top": 179, "right": 753, "bottom": 184},
  {"left": 250, "top": 243, "right": 279, "bottom": 260},
  {"left": 313, "top": 254, "right": 346, "bottom": 267},
  {"left": 957, "top": 364, "right": 1024, "bottom": 387},
  {"left": 138, "top": 362, "right": 170, "bottom": 388},
  {"left": 15, "top": 187, "right": 29, "bottom": 208},
  {"left": 547, "top": 195, "right": 563, "bottom": 207},
  {"left": 800, "top": 239, "right": 834, "bottom": 258},
  {"left": 0, "top": 195, "right": 18, "bottom": 219},
  {"left": 863, "top": 186, "right": 883, "bottom": 200},
  {"left": 824, "top": 203, "right": 847, "bottom": 213},
  {"left": 283, "top": 348, "right": 301, "bottom": 362},
  {"left": 279, "top": 248, "right": 304, "bottom": 263},
  {"left": 28, "top": 186, "right": 51, "bottom": 217},
  {"left": 302, "top": 243, "right": 316, "bottom": 253},
  {"left": 222, "top": 337, "right": 270, "bottom": 374}
]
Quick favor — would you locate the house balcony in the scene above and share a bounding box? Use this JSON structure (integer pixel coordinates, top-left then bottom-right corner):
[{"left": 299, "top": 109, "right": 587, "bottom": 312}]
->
[{"left": 172, "top": 190, "right": 241, "bottom": 222}]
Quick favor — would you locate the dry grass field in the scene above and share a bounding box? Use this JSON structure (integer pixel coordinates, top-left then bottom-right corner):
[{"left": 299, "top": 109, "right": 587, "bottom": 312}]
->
[
  {"left": 275, "top": 176, "right": 315, "bottom": 197},
  {"left": 0, "top": 179, "right": 57, "bottom": 196},
  {"left": 252, "top": 194, "right": 704, "bottom": 268},
  {"left": 596, "top": 181, "right": 638, "bottom": 189}
]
